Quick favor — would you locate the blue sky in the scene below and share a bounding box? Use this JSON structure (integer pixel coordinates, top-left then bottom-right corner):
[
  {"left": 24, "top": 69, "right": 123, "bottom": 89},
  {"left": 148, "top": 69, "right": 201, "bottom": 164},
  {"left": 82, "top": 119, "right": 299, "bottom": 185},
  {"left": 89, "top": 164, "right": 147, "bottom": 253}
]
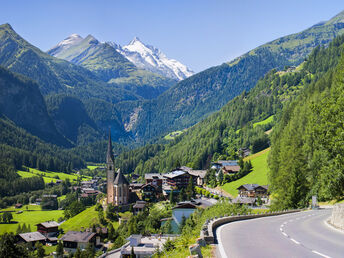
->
[{"left": 2, "top": 0, "right": 344, "bottom": 72}]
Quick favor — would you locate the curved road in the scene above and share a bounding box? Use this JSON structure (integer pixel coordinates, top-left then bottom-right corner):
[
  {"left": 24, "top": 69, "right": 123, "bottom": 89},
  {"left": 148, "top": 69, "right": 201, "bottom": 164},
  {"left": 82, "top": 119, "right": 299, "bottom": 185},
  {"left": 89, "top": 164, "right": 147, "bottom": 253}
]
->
[{"left": 217, "top": 209, "right": 344, "bottom": 258}]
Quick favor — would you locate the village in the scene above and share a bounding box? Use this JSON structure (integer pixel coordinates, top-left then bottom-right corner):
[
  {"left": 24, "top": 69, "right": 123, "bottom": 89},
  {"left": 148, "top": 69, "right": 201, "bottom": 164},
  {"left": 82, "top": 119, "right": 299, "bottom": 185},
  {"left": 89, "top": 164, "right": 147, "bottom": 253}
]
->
[{"left": 4, "top": 135, "right": 270, "bottom": 257}]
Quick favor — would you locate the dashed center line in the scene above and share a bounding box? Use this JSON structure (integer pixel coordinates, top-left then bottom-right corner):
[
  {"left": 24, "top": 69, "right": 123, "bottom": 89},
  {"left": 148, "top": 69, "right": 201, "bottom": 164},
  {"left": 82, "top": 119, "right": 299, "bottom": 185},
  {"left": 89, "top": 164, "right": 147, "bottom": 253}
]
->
[
  {"left": 290, "top": 238, "right": 300, "bottom": 245},
  {"left": 312, "top": 250, "right": 331, "bottom": 258},
  {"left": 279, "top": 212, "right": 332, "bottom": 258}
]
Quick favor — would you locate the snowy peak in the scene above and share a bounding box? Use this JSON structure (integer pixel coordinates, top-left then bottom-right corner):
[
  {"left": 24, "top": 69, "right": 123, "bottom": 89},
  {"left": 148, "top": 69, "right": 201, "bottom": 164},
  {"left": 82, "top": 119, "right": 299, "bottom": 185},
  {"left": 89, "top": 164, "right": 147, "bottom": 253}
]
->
[
  {"left": 114, "top": 37, "right": 194, "bottom": 81},
  {"left": 47, "top": 34, "right": 83, "bottom": 56}
]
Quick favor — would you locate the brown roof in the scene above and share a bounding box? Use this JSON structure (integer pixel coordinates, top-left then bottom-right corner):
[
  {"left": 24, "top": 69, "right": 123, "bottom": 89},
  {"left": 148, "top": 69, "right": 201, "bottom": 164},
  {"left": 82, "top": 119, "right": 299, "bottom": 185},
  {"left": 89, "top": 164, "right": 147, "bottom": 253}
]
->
[
  {"left": 36, "top": 221, "right": 59, "bottom": 228},
  {"left": 60, "top": 231, "right": 96, "bottom": 243},
  {"left": 19, "top": 232, "right": 46, "bottom": 242},
  {"left": 223, "top": 165, "right": 240, "bottom": 172},
  {"left": 187, "top": 170, "right": 207, "bottom": 178}
]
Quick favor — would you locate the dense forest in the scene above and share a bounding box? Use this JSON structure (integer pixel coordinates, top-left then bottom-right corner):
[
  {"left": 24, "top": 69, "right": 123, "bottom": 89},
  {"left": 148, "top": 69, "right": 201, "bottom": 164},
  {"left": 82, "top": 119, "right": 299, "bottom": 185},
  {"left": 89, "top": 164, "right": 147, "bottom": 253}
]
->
[{"left": 269, "top": 36, "right": 344, "bottom": 209}]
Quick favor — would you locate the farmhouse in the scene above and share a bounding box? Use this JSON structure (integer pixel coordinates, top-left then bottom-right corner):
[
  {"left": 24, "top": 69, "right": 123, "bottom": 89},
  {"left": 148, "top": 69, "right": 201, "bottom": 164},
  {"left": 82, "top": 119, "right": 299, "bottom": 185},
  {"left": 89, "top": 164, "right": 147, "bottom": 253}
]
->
[
  {"left": 237, "top": 184, "right": 269, "bottom": 198},
  {"left": 17, "top": 232, "right": 46, "bottom": 247},
  {"left": 187, "top": 170, "right": 206, "bottom": 186},
  {"left": 36, "top": 221, "right": 59, "bottom": 237},
  {"left": 60, "top": 231, "right": 99, "bottom": 253}
]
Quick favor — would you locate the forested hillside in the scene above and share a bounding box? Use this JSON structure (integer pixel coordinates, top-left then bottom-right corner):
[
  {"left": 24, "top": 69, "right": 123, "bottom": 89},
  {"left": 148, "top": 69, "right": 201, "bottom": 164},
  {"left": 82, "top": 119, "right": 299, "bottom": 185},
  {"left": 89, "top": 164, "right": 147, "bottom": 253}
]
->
[
  {"left": 269, "top": 37, "right": 344, "bottom": 209},
  {"left": 121, "top": 11, "right": 344, "bottom": 142},
  {"left": 0, "top": 66, "right": 69, "bottom": 146},
  {"left": 114, "top": 35, "right": 344, "bottom": 184}
]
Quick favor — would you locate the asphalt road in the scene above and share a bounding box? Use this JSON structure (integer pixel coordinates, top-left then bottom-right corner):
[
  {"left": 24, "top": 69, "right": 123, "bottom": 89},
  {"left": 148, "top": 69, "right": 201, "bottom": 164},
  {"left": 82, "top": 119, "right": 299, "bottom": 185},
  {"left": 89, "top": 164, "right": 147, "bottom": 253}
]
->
[{"left": 217, "top": 209, "right": 344, "bottom": 258}]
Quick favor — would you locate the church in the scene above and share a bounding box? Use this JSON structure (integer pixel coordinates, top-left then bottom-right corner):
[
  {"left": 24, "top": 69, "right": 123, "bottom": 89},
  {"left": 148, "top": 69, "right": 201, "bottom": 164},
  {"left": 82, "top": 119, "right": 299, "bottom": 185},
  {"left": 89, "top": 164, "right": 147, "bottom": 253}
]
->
[{"left": 106, "top": 132, "right": 130, "bottom": 206}]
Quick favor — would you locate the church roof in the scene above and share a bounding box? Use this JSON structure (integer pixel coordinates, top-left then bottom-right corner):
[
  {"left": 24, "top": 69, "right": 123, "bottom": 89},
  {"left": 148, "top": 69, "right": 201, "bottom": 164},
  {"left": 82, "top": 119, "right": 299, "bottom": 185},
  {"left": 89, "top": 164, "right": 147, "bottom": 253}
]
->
[{"left": 114, "top": 169, "right": 129, "bottom": 185}]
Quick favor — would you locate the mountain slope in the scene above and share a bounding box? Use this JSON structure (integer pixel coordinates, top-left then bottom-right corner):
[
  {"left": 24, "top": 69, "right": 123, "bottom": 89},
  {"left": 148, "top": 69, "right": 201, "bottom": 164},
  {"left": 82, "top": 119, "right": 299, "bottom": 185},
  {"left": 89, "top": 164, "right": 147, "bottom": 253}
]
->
[
  {"left": 123, "top": 10, "right": 344, "bottom": 141},
  {"left": 0, "top": 66, "right": 70, "bottom": 146},
  {"left": 111, "top": 37, "right": 194, "bottom": 80},
  {"left": 0, "top": 23, "right": 140, "bottom": 103},
  {"left": 48, "top": 35, "right": 176, "bottom": 99},
  {"left": 114, "top": 34, "right": 344, "bottom": 176}
]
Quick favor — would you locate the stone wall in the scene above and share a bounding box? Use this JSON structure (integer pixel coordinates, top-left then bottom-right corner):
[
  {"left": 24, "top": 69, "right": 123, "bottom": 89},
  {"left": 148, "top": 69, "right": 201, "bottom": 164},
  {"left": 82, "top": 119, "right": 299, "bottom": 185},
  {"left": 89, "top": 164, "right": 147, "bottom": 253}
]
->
[{"left": 330, "top": 203, "right": 344, "bottom": 230}]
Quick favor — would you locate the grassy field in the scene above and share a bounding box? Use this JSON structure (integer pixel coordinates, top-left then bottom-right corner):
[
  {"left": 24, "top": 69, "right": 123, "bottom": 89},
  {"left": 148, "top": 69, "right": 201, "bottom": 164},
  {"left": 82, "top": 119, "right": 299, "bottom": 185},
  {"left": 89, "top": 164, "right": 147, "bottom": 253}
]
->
[
  {"left": 17, "top": 168, "right": 91, "bottom": 183},
  {"left": 60, "top": 206, "right": 119, "bottom": 233},
  {"left": 87, "top": 165, "right": 102, "bottom": 170},
  {"left": 164, "top": 130, "right": 185, "bottom": 140},
  {"left": 221, "top": 148, "right": 270, "bottom": 197},
  {"left": 253, "top": 115, "right": 274, "bottom": 128},
  {"left": 0, "top": 205, "right": 63, "bottom": 234}
]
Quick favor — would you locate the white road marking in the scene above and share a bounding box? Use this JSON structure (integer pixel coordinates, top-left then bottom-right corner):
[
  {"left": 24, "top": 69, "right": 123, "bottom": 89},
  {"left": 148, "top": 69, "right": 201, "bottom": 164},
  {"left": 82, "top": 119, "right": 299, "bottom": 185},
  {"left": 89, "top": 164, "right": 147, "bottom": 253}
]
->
[
  {"left": 282, "top": 232, "right": 288, "bottom": 237},
  {"left": 290, "top": 238, "right": 300, "bottom": 245},
  {"left": 217, "top": 225, "right": 228, "bottom": 258},
  {"left": 280, "top": 227, "right": 283, "bottom": 231},
  {"left": 312, "top": 250, "right": 332, "bottom": 258}
]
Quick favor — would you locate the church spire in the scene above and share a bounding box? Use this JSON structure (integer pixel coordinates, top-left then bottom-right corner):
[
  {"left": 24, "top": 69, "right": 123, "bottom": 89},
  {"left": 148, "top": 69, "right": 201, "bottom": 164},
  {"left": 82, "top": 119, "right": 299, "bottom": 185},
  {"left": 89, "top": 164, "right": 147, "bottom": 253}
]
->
[{"left": 107, "top": 129, "right": 114, "bottom": 164}]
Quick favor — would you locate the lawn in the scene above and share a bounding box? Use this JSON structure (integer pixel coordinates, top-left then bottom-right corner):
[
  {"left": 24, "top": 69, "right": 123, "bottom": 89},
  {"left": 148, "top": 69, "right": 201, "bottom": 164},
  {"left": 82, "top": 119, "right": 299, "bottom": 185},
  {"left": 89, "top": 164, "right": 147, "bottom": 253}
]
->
[
  {"left": 17, "top": 167, "right": 91, "bottom": 183},
  {"left": 221, "top": 148, "right": 270, "bottom": 198},
  {"left": 253, "top": 115, "right": 274, "bottom": 128},
  {"left": 0, "top": 205, "right": 64, "bottom": 234}
]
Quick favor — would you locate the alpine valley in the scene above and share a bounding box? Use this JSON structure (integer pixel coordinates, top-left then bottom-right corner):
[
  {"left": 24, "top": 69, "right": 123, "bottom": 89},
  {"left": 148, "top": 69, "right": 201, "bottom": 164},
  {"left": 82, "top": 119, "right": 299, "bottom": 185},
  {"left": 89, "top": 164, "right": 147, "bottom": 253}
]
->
[{"left": 1, "top": 4, "right": 344, "bottom": 258}]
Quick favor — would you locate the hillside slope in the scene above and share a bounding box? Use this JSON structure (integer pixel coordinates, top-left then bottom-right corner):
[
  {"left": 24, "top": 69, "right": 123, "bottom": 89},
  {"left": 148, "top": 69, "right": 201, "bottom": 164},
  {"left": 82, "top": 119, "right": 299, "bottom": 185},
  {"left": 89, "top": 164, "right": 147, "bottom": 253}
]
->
[
  {"left": 114, "top": 34, "right": 344, "bottom": 178},
  {"left": 0, "top": 66, "right": 69, "bottom": 146},
  {"left": 124, "top": 10, "right": 344, "bottom": 141}
]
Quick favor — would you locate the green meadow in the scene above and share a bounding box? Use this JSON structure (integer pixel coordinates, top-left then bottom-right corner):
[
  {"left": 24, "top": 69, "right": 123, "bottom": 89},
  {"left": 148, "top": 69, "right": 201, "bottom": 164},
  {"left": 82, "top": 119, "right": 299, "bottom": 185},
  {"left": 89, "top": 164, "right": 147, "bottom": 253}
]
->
[
  {"left": 0, "top": 205, "right": 63, "bottom": 234},
  {"left": 221, "top": 148, "right": 270, "bottom": 197}
]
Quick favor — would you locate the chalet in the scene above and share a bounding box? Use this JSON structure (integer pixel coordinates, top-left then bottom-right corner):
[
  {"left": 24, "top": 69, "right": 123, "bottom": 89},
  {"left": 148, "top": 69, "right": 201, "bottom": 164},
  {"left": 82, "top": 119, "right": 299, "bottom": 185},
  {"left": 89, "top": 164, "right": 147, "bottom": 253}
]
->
[
  {"left": 187, "top": 170, "right": 206, "bottom": 186},
  {"left": 36, "top": 221, "right": 59, "bottom": 236},
  {"left": 15, "top": 203, "right": 23, "bottom": 209},
  {"left": 237, "top": 184, "right": 269, "bottom": 198},
  {"left": 129, "top": 183, "right": 144, "bottom": 193},
  {"left": 163, "top": 170, "right": 194, "bottom": 189},
  {"left": 141, "top": 183, "right": 158, "bottom": 201},
  {"left": 133, "top": 201, "right": 147, "bottom": 214},
  {"left": 17, "top": 232, "right": 46, "bottom": 247},
  {"left": 237, "top": 184, "right": 259, "bottom": 197},
  {"left": 211, "top": 160, "right": 238, "bottom": 170},
  {"left": 144, "top": 173, "right": 164, "bottom": 188},
  {"left": 222, "top": 165, "right": 240, "bottom": 174},
  {"left": 232, "top": 196, "right": 256, "bottom": 206},
  {"left": 60, "top": 231, "right": 99, "bottom": 253}
]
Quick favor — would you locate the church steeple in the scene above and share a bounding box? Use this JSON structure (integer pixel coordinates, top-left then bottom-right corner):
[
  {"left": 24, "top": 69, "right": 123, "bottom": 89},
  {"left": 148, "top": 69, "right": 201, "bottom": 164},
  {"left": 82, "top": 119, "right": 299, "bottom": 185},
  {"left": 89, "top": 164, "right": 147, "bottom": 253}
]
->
[
  {"left": 106, "top": 129, "right": 115, "bottom": 204},
  {"left": 107, "top": 129, "right": 114, "bottom": 164}
]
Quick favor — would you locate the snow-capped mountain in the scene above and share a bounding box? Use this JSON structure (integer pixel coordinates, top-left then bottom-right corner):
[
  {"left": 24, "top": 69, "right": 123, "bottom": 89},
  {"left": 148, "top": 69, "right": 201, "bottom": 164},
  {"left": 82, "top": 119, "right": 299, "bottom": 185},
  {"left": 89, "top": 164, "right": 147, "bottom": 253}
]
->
[
  {"left": 110, "top": 37, "right": 194, "bottom": 81},
  {"left": 47, "top": 34, "right": 83, "bottom": 57}
]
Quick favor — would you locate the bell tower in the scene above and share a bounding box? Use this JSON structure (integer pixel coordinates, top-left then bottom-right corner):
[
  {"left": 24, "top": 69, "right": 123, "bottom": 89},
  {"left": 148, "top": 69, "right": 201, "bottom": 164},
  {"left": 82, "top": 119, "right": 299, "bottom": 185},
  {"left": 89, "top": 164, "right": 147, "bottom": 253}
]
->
[{"left": 107, "top": 130, "right": 115, "bottom": 204}]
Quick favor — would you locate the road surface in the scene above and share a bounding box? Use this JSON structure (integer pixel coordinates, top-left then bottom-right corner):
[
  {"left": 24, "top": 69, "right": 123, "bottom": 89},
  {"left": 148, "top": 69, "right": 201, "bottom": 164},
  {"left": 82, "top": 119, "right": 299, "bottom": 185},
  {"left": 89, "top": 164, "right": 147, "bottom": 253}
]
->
[{"left": 217, "top": 209, "right": 344, "bottom": 258}]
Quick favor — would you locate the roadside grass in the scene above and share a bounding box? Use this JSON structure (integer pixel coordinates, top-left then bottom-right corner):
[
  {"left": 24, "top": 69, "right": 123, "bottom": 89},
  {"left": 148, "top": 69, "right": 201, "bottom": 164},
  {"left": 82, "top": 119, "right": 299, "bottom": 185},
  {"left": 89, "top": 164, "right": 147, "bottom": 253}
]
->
[
  {"left": 253, "top": 115, "right": 274, "bottom": 128},
  {"left": 0, "top": 206, "right": 63, "bottom": 234},
  {"left": 318, "top": 199, "right": 344, "bottom": 206},
  {"left": 60, "top": 206, "right": 119, "bottom": 233},
  {"left": 221, "top": 148, "right": 270, "bottom": 197}
]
